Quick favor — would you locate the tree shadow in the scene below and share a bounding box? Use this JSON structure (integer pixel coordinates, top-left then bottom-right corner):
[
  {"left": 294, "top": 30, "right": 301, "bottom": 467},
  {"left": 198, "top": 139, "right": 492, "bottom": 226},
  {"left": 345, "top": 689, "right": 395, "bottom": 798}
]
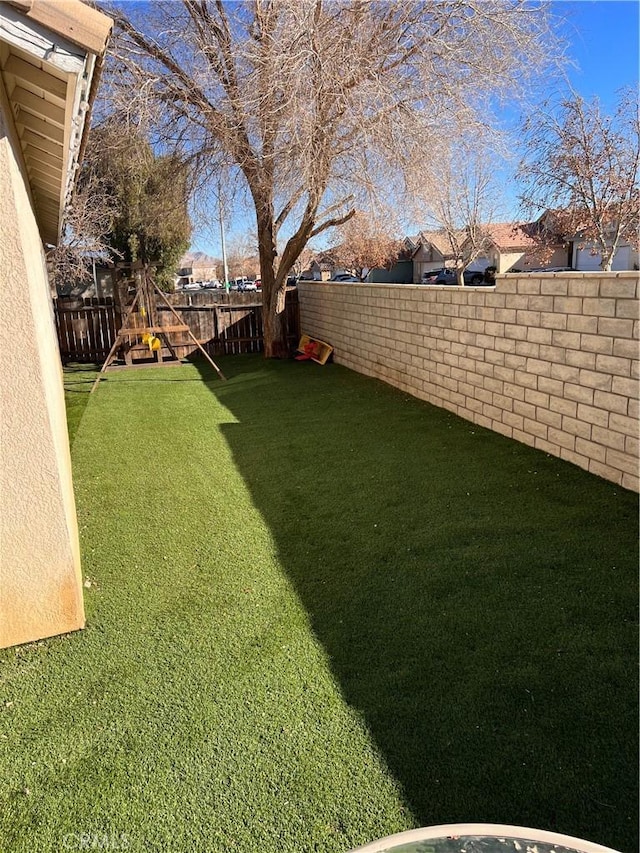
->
[{"left": 196, "top": 354, "right": 638, "bottom": 852}]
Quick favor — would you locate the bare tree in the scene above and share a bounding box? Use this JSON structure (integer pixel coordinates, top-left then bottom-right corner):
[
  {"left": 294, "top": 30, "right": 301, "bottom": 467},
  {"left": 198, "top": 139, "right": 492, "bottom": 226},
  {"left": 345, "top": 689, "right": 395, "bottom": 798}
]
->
[
  {"left": 518, "top": 87, "right": 640, "bottom": 270},
  {"left": 105, "top": 0, "right": 564, "bottom": 354},
  {"left": 411, "top": 141, "right": 501, "bottom": 284},
  {"left": 47, "top": 169, "right": 118, "bottom": 295},
  {"left": 331, "top": 212, "right": 403, "bottom": 280},
  {"left": 227, "top": 233, "right": 260, "bottom": 280}
]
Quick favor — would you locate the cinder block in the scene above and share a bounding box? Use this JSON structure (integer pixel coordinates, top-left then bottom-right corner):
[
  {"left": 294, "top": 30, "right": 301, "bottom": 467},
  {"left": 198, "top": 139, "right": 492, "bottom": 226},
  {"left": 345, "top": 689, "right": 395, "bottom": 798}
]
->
[
  {"left": 516, "top": 310, "right": 542, "bottom": 326},
  {"left": 609, "top": 412, "right": 639, "bottom": 437},
  {"left": 566, "top": 350, "right": 597, "bottom": 369},
  {"left": 537, "top": 376, "right": 564, "bottom": 396},
  {"left": 549, "top": 396, "right": 578, "bottom": 417},
  {"left": 505, "top": 354, "right": 527, "bottom": 370},
  {"left": 613, "top": 338, "right": 640, "bottom": 359},
  {"left": 541, "top": 280, "right": 569, "bottom": 296},
  {"left": 527, "top": 327, "right": 553, "bottom": 344},
  {"left": 523, "top": 417, "right": 548, "bottom": 439},
  {"left": 588, "top": 459, "right": 623, "bottom": 485},
  {"left": 529, "top": 296, "right": 554, "bottom": 311},
  {"left": 547, "top": 427, "right": 575, "bottom": 450},
  {"left": 592, "top": 425, "right": 626, "bottom": 451},
  {"left": 600, "top": 279, "right": 638, "bottom": 299},
  {"left": 575, "top": 437, "right": 607, "bottom": 464},
  {"left": 579, "top": 369, "right": 613, "bottom": 391},
  {"left": 616, "top": 299, "right": 640, "bottom": 320},
  {"left": 526, "top": 358, "right": 552, "bottom": 377},
  {"left": 513, "top": 428, "right": 536, "bottom": 447},
  {"left": 535, "top": 437, "right": 561, "bottom": 455},
  {"left": 611, "top": 376, "right": 639, "bottom": 398},
  {"left": 598, "top": 317, "right": 634, "bottom": 338},
  {"left": 517, "top": 279, "right": 542, "bottom": 295},
  {"left": 537, "top": 408, "right": 563, "bottom": 429},
  {"left": 514, "top": 400, "right": 537, "bottom": 420},
  {"left": 516, "top": 341, "right": 540, "bottom": 358},
  {"left": 568, "top": 279, "right": 599, "bottom": 297},
  {"left": 567, "top": 315, "right": 599, "bottom": 333},
  {"left": 552, "top": 330, "right": 582, "bottom": 349},
  {"left": 562, "top": 415, "right": 592, "bottom": 439},
  {"left": 505, "top": 323, "right": 528, "bottom": 340},
  {"left": 605, "top": 447, "right": 639, "bottom": 476},
  {"left": 595, "top": 354, "right": 631, "bottom": 377},
  {"left": 492, "top": 420, "right": 513, "bottom": 438},
  {"left": 540, "top": 312, "right": 568, "bottom": 330},
  {"left": 514, "top": 369, "right": 538, "bottom": 389},
  {"left": 594, "top": 389, "right": 629, "bottom": 415},
  {"left": 539, "top": 345, "right": 566, "bottom": 363},
  {"left": 553, "top": 297, "right": 583, "bottom": 314},
  {"left": 576, "top": 403, "right": 610, "bottom": 427},
  {"left": 625, "top": 433, "right": 639, "bottom": 456},
  {"left": 525, "top": 388, "right": 550, "bottom": 408},
  {"left": 559, "top": 447, "right": 590, "bottom": 469},
  {"left": 621, "top": 471, "right": 640, "bottom": 492}
]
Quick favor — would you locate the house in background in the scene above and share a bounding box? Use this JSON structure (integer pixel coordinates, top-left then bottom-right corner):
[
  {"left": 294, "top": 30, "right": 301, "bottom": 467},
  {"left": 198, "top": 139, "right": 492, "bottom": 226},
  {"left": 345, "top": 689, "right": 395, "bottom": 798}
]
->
[
  {"left": 410, "top": 230, "right": 462, "bottom": 282},
  {"left": 176, "top": 250, "right": 219, "bottom": 286},
  {"left": 480, "top": 221, "right": 571, "bottom": 273},
  {"left": 569, "top": 235, "right": 638, "bottom": 271},
  {"left": 0, "top": 0, "right": 112, "bottom": 648},
  {"left": 411, "top": 220, "right": 571, "bottom": 281}
]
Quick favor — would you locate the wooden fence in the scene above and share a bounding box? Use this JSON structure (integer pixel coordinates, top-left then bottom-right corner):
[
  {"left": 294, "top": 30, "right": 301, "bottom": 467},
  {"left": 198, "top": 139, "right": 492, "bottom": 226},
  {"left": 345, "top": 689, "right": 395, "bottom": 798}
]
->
[{"left": 54, "top": 291, "right": 300, "bottom": 364}]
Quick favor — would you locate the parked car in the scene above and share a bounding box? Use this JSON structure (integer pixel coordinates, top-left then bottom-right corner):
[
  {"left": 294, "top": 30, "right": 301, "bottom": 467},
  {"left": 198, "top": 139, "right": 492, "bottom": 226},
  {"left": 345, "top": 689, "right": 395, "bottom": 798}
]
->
[
  {"left": 421, "top": 268, "right": 486, "bottom": 286},
  {"left": 202, "top": 279, "right": 222, "bottom": 289},
  {"left": 183, "top": 281, "right": 202, "bottom": 291},
  {"left": 330, "top": 273, "right": 361, "bottom": 282},
  {"left": 516, "top": 266, "right": 575, "bottom": 273},
  {"left": 243, "top": 280, "right": 258, "bottom": 291}
]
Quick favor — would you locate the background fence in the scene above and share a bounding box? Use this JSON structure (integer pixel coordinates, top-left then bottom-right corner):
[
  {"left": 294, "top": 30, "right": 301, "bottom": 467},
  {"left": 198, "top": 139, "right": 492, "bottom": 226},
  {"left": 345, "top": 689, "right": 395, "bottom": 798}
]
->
[{"left": 54, "top": 290, "right": 300, "bottom": 363}]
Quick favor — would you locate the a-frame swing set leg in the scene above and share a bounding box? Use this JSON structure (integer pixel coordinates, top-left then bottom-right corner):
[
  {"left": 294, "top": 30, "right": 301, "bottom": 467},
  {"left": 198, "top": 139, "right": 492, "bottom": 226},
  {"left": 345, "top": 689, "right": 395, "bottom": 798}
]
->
[
  {"left": 153, "top": 283, "right": 226, "bottom": 382},
  {"left": 90, "top": 289, "right": 141, "bottom": 394}
]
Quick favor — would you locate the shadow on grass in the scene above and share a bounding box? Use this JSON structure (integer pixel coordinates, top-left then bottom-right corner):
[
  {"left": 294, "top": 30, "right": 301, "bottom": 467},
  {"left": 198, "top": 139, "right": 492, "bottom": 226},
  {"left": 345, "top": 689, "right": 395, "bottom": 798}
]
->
[{"left": 198, "top": 354, "right": 638, "bottom": 852}]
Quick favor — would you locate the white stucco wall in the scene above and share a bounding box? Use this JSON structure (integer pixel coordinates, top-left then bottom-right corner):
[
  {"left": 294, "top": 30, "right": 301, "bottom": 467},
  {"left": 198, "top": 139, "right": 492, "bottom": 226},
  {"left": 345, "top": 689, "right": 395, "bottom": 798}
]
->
[{"left": 0, "top": 81, "right": 84, "bottom": 647}]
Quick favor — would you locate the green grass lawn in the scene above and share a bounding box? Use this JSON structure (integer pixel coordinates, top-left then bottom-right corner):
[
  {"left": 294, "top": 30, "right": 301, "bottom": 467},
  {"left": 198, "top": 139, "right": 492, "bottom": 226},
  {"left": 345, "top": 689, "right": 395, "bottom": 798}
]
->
[{"left": 1, "top": 355, "right": 637, "bottom": 853}]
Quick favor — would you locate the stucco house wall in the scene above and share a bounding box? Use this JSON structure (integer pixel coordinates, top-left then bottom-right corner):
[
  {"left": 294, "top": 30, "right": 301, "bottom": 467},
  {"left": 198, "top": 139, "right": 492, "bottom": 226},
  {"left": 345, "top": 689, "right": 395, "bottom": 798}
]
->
[
  {"left": 0, "top": 87, "right": 84, "bottom": 646},
  {"left": 0, "top": 0, "right": 111, "bottom": 648}
]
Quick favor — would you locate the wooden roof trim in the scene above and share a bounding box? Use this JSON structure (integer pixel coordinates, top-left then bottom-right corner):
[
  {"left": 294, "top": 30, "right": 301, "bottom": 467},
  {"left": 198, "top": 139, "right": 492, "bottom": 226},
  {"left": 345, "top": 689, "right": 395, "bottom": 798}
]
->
[{"left": 5, "top": 0, "right": 112, "bottom": 56}]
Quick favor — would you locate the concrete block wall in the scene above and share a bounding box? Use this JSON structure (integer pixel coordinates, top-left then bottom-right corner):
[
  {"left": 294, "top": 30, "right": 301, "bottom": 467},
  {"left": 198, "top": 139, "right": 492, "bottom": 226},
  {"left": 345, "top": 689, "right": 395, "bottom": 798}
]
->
[{"left": 298, "top": 273, "right": 639, "bottom": 491}]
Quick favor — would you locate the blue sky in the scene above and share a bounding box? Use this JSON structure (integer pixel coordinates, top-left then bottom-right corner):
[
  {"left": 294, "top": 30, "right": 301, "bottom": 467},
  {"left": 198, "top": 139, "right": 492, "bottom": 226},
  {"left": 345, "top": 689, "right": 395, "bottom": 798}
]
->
[
  {"left": 191, "top": 1, "right": 640, "bottom": 256},
  {"left": 558, "top": 0, "right": 639, "bottom": 110}
]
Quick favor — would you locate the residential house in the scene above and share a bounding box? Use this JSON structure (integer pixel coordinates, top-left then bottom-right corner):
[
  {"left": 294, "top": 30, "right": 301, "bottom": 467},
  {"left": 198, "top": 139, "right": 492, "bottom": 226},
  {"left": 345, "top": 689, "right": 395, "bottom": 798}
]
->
[
  {"left": 176, "top": 250, "right": 219, "bottom": 287},
  {"left": 569, "top": 235, "right": 638, "bottom": 271},
  {"left": 480, "top": 221, "right": 571, "bottom": 273},
  {"left": 0, "top": 0, "right": 112, "bottom": 648},
  {"left": 411, "top": 221, "right": 571, "bottom": 282},
  {"left": 410, "top": 230, "right": 462, "bottom": 282},
  {"left": 301, "top": 251, "right": 337, "bottom": 281}
]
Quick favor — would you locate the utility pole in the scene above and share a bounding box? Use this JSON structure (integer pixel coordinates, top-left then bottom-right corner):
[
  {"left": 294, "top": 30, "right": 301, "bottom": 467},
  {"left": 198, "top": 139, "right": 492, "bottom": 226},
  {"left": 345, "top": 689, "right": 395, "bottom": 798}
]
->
[{"left": 218, "top": 179, "right": 230, "bottom": 292}]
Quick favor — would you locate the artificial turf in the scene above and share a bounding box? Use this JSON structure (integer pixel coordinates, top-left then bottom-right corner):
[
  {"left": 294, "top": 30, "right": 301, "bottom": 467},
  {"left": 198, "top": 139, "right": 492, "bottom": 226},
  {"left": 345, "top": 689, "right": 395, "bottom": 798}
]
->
[{"left": 1, "top": 355, "right": 637, "bottom": 853}]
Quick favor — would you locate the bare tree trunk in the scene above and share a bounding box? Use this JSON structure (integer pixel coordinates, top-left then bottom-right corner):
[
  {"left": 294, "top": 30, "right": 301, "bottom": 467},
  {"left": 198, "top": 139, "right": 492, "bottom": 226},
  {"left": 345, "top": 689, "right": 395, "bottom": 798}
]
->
[
  {"left": 262, "top": 283, "right": 288, "bottom": 358},
  {"left": 257, "top": 213, "right": 289, "bottom": 358}
]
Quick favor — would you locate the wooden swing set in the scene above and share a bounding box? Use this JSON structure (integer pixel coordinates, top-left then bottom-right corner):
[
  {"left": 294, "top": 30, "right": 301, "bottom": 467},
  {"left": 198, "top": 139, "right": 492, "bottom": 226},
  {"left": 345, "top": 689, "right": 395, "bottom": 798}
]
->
[{"left": 91, "top": 269, "right": 225, "bottom": 393}]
